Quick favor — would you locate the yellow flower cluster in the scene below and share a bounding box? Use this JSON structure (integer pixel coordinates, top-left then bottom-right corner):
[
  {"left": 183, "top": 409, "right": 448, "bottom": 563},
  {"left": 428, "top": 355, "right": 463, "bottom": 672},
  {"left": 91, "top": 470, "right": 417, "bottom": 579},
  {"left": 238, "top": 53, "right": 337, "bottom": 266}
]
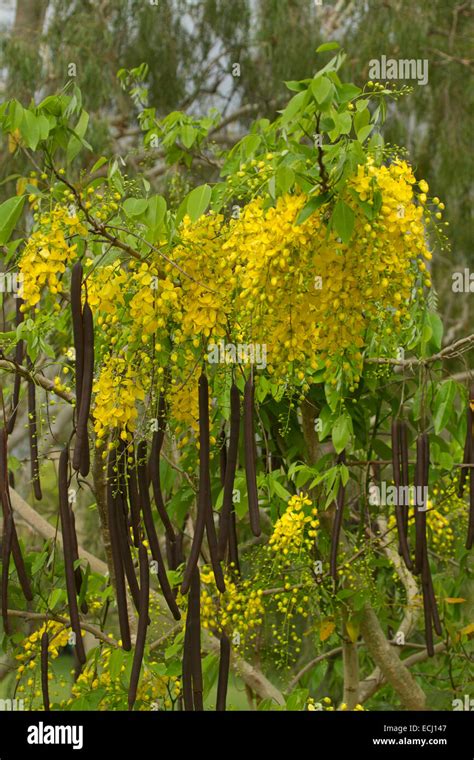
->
[
  {"left": 19, "top": 205, "right": 86, "bottom": 308},
  {"left": 269, "top": 493, "right": 318, "bottom": 556},
  {"left": 218, "top": 160, "right": 432, "bottom": 385},
  {"left": 15, "top": 621, "right": 70, "bottom": 673},
  {"left": 128, "top": 262, "right": 180, "bottom": 341},
  {"left": 86, "top": 260, "right": 127, "bottom": 315},
  {"left": 93, "top": 354, "right": 146, "bottom": 440},
  {"left": 200, "top": 567, "right": 265, "bottom": 646},
  {"left": 173, "top": 213, "right": 230, "bottom": 341}
]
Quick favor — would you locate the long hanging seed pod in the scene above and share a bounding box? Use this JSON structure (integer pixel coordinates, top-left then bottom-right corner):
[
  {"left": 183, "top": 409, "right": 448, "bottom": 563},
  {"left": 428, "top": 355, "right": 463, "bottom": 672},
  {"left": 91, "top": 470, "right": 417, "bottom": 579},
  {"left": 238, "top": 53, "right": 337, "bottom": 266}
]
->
[
  {"left": 205, "top": 487, "right": 226, "bottom": 593},
  {"left": 0, "top": 429, "right": 32, "bottom": 601},
  {"left": 218, "top": 383, "right": 240, "bottom": 561},
  {"left": 150, "top": 395, "right": 175, "bottom": 543},
  {"left": 137, "top": 440, "right": 181, "bottom": 620},
  {"left": 106, "top": 449, "right": 132, "bottom": 650},
  {"left": 414, "top": 434, "right": 428, "bottom": 575},
  {"left": 58, "top": 447, "right": 86, "bottom": 665},
  {"left": 71, "top": 262, "right": 84, "bottom": 409},
  {"left": 424, "top": 554, "right": 442, "bottom": 637},
  {"left": 182, "top": 568, "right": 202, "bottom": 711},
  {"left": 40, "top": 631, "right": 50, "bottom": 712},
  {"left": 6, "top": 298, "right": 24, "bottom": 435},
  {"left": 27, "top": 362, "right": 42, "bottom": 501},
  {"left": 128, "top": 542, "right": 150, "bottom": 711},
  {"left": 72, "top": 302, "right": 94, "bottom": 476},
  {"left": 399, "top": 420, "right": 410, "bottom": 543},
  {"left": 1, "top": 510, "right": 13, "bottom": 634},
  {"left": 391, "top": 419, "right": 412, "bottom": 570},
  {"left": 116, "top": 493, "right": 141, "bottom": 614},
  {"left": 330, "top": 452, "right": 346, "bottom": 582},
  {"left": 181, "top": 374, "right": 209, "bottom": 594},
  {"left": 244, "top": 377, "right": 261, "bottom": 537},
  {"left": 216, "top": 631, "right": 231, "bottom": 711}
]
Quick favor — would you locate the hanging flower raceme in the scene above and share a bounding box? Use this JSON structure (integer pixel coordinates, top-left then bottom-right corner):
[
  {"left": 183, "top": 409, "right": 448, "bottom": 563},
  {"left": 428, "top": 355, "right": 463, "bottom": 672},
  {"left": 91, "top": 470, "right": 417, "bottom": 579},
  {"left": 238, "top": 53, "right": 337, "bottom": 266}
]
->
[
  {"left": 269, "top": 492, "right": 318, "bottom": 556},
  {"left": 18, "top": 205, "right": 86, "bottom": 308}
]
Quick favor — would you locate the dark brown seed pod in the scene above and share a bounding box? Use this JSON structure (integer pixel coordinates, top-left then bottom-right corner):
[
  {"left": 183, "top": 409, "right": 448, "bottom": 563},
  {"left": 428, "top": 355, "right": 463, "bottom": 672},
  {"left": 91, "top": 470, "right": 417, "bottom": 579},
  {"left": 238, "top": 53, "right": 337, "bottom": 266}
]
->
[
  {"left": 244, "top": 378, "right": 261, "bottom": 537},
  {"left": 391, "top": 420, "right": 412, "bottom": 570},
  {"left": 414, "top": 434, "right": 428, "bottom": 576},
  {"left": 71, "top": 262, "right": 84, "bottom": 413},
  {"left": 219, "top": 425, "right": 227, "bottom": 487},
  {"left": 399, "top": 421, "right": 410, "bottom": 542},
  {"left": 424, "top": 554, "right": 442, "bottom": 637},
  {"left": 73, "top": 302, "right": 94, "bottom": 475},
  {"left": 150, "top": 396, "right": 175, "bottom": 543},
  {"left": 41, "top": 631, "right": 50, "bottom": 711},
  {"left": 106, "top": 449, "right": 132, "bottom": 650},
  {"left": 181, "top": 373, "right": 212, "bottom": 595},
  {"left": 128, "top": 542, "right": 150, "bottom": 711},
  {"left": 1, "top": 510, "right": 13, "bottom": 635},
  {"left": 7, "top": 298, "right": 24, "bottom": 435},
  {"left": 216, "top": 632, "right": 230, "bottom": 711},
  {"left": 137, "top": 440, "right": 181, "bottom": 620},
  {"left": 27, "top": 365, "right": 42, "bottom": 501},
  {"left": 182, "top": 568, "right": 202, "bottom": 711},
  {"left": 0, "top": 429, "right": 32, "bottom": 601},
  {"left": 58, "top": 446, "right": 86, "bottom": 665},
  {"left": 218, "top": 383, "right": 240, "bottom": 561},
  {"left": 205, "top": 491, "right": 226, "bottom": 593},
  {"left": 116, "top": 493, "right": 141, "bottom": 614}
]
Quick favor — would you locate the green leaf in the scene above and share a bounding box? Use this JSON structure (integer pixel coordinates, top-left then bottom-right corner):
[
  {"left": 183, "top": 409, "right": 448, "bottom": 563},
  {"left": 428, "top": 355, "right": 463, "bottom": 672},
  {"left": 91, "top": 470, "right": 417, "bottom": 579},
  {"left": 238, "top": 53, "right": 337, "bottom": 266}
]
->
[
  {"left": 311, "top": 76, "right": 332, "bottom": 105},
  {"left": 0, "top": 196, "right": 25, "bottom": 245},
  {"left": 276, "top": 165, "right": 295, "bottom": 194},
  {"left": 286, "top": 688, "right": 309, "bottom": 711},
  {"left": 21, "top": 110, "right": 40, "bottom": 150},
  {"left": 356, "top": 124, "right": 374, "bottom": 143},
  {"left": 48, "top": 588, "right": 64, "bottom": 610},
  {"left": 180, "top": 124, "right": 198, "bottom": 149},
  {"left": 296, "top": 192, "right": 331, "bottom": 225},
  {"left": 186, "top": 184, "right": 211, "bottom": 222},
  {"left": 433, "top": 380, "right": 457, "bottom": 434},
  {"left": 272, "top": 479, "right": 292, "bottom": 501},
  {"left": 316, "top": 42, "right": 340, "bottom": 53},
  {"left": 145, "top": 195, "right": 167, "bottom": 240},
  {"left": 123, "top": 198, "right": 149, "bottom": 217},
  {"left": 90, "top": 156, "right": 108, "bottom": 174},
  {"left": 109, "top": 648, "right": 125, "bottom": 681},
  {"left": 280, "top": 90, "right": 308, "bottom": 125},
  {"left": 332, "top": 413, "right": 352, "bottom": 453},
  {"left": 332, "top": 198, "right": 354, "bottom": 244},
  {"left": 426, "top": 311, "right": 443, "bottom": 352},
  {"left": 336, "top": 83, "right": 362, "bottom": 103},
  {"left": 66, "top": 110, "right": 90, "bottom": 163}
]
